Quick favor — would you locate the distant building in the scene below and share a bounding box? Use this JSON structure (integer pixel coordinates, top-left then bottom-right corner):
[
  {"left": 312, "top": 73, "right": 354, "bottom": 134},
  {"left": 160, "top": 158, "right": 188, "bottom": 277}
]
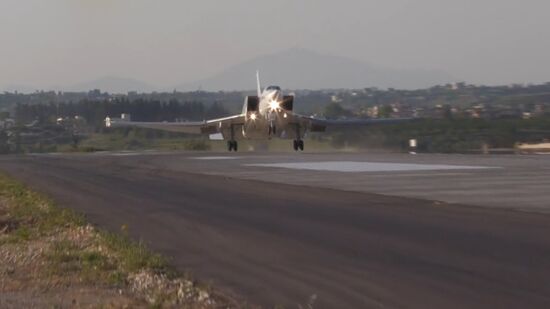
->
[
  {"left": 0, "top": 119, "right": 14, "bottom": 129},
  {"left": 331, "top": 95, "right": 342, "bottom": 103},
  {"left": 516, "top": 142, "right": 550, "bottom": 154}
]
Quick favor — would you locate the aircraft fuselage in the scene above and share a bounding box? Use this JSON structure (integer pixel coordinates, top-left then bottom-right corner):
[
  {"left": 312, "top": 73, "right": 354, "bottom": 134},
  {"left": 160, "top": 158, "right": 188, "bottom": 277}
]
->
[{"left": 239, "top": 86, "right": 299, "bottom": 140}]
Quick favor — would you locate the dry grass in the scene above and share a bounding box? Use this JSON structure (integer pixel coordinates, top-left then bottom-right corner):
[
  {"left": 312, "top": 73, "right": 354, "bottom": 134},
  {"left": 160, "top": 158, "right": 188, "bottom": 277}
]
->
[{"left": 0, "top": 173, "right": 237, "bottom": 308}]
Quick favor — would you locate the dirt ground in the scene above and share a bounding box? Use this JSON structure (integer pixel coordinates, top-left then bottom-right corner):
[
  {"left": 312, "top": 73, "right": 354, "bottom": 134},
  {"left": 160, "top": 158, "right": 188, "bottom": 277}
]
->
[
  {"left": 0, "top": 178, "right": 229, "bottom": 309},
  {"left": 0, "top": 203, "right": 144, "bottom": 308}
]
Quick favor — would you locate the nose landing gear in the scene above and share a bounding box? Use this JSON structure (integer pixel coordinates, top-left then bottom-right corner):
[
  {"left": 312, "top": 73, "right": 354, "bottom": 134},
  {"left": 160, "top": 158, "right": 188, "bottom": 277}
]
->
[
  {"left": 292, "top": 123, "right": 304, "bottom": 151},
  {"left": 268, "top": 124, "right": 277, "bottom": 136},
  {"left": 227, "top": 124, "right": 238, "bottom": 151},
  {"left": 227, "top": 140, "right": 238, "bottom": 152},
  {"left": 293, "top": 140, "right": 304, "bottom": 151}
]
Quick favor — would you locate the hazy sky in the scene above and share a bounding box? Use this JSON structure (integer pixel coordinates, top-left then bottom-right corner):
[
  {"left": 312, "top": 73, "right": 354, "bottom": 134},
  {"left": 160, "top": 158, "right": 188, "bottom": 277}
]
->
[{"left": 1, "top": 0, "right": 550, "bottom": 89}]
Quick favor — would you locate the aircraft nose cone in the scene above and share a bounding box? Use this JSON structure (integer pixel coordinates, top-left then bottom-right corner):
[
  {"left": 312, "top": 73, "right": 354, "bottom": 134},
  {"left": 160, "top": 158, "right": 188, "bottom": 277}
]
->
[{"left": 272, "top": 90, "right": 281, "bottom": 101}]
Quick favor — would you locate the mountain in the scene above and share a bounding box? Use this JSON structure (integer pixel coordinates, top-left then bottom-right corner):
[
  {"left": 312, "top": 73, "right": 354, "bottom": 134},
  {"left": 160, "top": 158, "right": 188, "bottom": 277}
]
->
[
  {"left": 68, "top": 76, "right": 157, "bottom": 94},
  {"left": 1, "top": 84, "right": 39, "bottom": 93},
  {"left": 175, "top": 48, "right": 457, "bottom": 91}
]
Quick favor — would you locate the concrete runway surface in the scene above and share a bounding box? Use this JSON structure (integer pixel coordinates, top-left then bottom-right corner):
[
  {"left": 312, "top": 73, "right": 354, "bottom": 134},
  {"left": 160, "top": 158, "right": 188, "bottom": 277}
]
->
[{"left": 1, "top": 152, "right": 549, "bottom": 308}]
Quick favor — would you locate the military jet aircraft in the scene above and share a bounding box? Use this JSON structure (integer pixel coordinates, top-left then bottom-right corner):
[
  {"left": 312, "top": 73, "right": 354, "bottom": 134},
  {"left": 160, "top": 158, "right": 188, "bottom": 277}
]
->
[{"left": 105, "top": 72, "right": 411, "bottom": 151}]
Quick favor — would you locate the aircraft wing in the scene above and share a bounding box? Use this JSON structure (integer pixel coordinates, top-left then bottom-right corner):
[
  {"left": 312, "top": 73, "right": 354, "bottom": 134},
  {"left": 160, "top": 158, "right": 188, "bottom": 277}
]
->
[
  {"left": 105, "top": 114, "right": 246, "bottom": 135},
  {"left": 291, "top": 114, "right": 415, "bottom": 132}
]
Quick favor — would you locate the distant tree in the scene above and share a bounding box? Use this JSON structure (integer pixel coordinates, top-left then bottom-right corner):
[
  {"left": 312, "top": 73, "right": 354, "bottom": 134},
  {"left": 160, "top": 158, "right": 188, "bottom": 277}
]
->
[
  {"left": 0, "top": 130, "right": 9, "bottom": 154},
  {"left": 442, "top": 104, "right": 453, "bottom": 120},
  {"left": 206, "top": 102, "right": 229, "bottom": 119},
  {"left": 378, "top": 105, "right": 393, "bottom": 118},
  {"left": 323, "top": 102, "right": 353, "bottom": 119}
]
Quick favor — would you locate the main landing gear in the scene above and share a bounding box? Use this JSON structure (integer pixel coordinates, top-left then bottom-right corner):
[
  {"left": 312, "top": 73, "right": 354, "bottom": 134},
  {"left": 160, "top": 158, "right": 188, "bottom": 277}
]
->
[
  {"left": 227, "top": 140, "right": 238, "bottom": 152},
  {"left": 268, "top": 124, "right": 277, "bottom": 136},
  {"left": 227, "top": 124, "right": 238, "bottom": 152},
  {"left": 293, "top": 123, "right": 304, "bottom": 151},
  {"left": 293, "top": 140, "right": 304, "bottom": 151}
]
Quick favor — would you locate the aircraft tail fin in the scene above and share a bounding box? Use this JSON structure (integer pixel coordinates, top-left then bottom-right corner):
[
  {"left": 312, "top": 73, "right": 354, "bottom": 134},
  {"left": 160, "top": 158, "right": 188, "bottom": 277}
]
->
[{"left": 256, "top": 70, "right": 262, "bottom": 97}]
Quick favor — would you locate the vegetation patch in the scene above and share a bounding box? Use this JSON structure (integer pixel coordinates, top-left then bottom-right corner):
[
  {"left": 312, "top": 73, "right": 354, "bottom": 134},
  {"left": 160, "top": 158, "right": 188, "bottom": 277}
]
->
[{"left": 0, "top": 173, "right": 237, "bottom": 308}]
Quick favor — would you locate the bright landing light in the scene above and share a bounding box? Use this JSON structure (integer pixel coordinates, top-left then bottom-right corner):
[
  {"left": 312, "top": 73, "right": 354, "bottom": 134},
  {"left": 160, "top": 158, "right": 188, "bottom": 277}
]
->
[
  {"left": 269, "top": 100, "right": 279, "bottom": 111},
  {"left": 250, "top": 113, "right": 257, "bottom": 120}
]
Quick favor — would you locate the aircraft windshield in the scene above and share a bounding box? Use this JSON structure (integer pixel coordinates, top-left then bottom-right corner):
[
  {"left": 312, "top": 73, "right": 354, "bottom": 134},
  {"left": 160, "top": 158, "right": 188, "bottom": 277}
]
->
[{"left": 266, "top": 86, "right": 281, "bottom": 91}]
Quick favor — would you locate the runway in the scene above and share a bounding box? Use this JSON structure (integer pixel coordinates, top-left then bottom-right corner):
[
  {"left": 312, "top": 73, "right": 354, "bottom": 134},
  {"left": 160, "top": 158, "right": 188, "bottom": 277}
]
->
[{"left": 1, "top": 152, "right": 549, "bottom": 308}]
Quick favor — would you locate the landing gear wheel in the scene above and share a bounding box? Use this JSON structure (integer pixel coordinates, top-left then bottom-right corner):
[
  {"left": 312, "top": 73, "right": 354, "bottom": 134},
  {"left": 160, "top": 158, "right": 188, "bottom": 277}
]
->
[
  {"left": 227, "top": 141, "right": 238, "bottom": 152},
  {"left": 298, "top": 140, "right": 304, "bottom": 151},
  {"left": 268, "top": 125, "right": 277, "bottom": 137},
  {"left": 293, "top": 140, "right": 299, "bottom": 151}
]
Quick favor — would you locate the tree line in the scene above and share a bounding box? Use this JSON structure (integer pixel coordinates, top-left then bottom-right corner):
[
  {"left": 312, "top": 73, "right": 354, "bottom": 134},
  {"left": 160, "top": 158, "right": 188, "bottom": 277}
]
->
[
  {"left": 15, "top": 99, "right": 229, "bottom": 128},
  {"left": 321, "top": 116, "right": 550, "bottom": 153}
]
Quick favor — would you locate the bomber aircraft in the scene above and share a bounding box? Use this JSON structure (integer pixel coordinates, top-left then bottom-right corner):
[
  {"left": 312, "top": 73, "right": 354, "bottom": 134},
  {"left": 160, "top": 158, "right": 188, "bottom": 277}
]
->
[{"left": 105, "top": 72, "right": 411, "bottom": 151}]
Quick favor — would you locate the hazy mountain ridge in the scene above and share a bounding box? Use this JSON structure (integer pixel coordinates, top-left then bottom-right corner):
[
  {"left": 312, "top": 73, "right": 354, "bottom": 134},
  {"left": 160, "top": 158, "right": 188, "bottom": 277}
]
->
[
  {"left": 1, "top": 77, "right": 158, "bottom": 94},
  {"left": 2, "top": 49, "right": 457, "bottom": 93},
  {"left": 1, "top": 84, "right": 38, "bottom": 93},
  {"left": 175, "top": 48, "right": 457, "bottom": 91},
  {"left": 68, "top": 76, "right": 158, "bottom": 94}
]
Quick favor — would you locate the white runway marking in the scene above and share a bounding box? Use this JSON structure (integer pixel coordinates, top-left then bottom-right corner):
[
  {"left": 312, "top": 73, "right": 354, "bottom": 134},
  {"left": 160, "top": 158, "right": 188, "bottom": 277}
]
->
[
  {"left": 109, "top": 152, "right": 146, "bottom": 156},
  {"left": 245, "top": 161, "right": 498, "bottom": 173},
  {"left": 192, "top": 156, "right": 240, "bottom": 160},
  {"left": 95, "top": 151, "right": 172, "bottom": 156},
  {"left": 367, "top": 172, "right": 474, "bottom": 177}
]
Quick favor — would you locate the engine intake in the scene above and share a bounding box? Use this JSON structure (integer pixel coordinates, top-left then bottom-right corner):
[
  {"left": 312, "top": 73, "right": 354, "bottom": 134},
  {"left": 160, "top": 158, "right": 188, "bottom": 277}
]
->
[
  {"left": 281, "top": 95, "right": 294, "bottom": 111},
  {"left": 245, "top": 96, "right": 259, "bottom": 112}
]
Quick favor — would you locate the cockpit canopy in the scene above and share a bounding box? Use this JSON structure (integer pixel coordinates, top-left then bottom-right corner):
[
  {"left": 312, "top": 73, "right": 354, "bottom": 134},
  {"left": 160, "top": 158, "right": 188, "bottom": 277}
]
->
[{"left": 265, "top": 85, "right": 281, "bottom": 91}]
